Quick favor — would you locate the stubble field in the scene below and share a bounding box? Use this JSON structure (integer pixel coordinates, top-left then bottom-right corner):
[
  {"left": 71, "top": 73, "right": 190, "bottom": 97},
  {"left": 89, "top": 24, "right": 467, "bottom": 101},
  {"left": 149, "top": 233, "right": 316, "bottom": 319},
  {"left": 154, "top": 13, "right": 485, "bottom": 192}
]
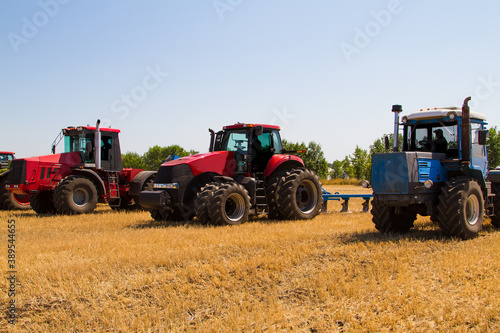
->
[{"left": 1, "top": 185, "right": 500, "bottom": 332}]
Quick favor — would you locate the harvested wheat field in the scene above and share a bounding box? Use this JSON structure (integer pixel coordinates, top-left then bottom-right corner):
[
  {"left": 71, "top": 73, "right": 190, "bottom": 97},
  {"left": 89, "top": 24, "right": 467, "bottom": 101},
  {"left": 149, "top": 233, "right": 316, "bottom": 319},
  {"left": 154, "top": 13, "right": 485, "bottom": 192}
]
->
[{"left": 1, "top": 185, "right": 500, "bottom": 332}]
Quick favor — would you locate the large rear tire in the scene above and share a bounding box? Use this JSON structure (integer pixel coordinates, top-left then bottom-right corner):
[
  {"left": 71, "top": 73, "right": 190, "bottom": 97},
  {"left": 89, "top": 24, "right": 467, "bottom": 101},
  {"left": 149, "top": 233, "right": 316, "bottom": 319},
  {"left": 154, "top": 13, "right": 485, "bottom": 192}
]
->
[
  {"left": 371, "top": 196, "right": 416, "bottom": 234},
  {"left": 276, "top": 169, "right": 322, "bottom": 220},
  {"left": 30, "top": 191, "right": 57, "bottom": 215},
  {"left": 54, "top": 175, "right": 98, "bottom": 214},
  {"left": 0, "top": 177, "right": 30, "bottom": 210},
  {"left": 436, "top": 178, "right": 484, "bottom": 239},
  {"left": 491, "top": 183, "right": 500, "bottom": 228},
  {"left": 208, "top": 182, "right": 250, "bottom": 225}
]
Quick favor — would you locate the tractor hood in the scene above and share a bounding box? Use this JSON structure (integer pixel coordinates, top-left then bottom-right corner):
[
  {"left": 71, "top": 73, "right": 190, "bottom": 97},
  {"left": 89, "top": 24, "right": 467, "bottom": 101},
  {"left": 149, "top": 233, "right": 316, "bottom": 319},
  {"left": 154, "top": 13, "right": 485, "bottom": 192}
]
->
[
  {"left": 160, "top": 151, "right": 237, "bottom": 177},
  {"left": 7, "top": 151, "right": 82, "bottom": 190}
]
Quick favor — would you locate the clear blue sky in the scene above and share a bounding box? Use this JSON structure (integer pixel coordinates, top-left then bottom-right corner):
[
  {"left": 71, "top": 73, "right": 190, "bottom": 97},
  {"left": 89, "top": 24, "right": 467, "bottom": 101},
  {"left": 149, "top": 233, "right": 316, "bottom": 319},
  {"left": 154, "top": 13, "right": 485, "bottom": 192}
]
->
[{"left": 1, "top": 0, "right": 500, "bottom": 162}]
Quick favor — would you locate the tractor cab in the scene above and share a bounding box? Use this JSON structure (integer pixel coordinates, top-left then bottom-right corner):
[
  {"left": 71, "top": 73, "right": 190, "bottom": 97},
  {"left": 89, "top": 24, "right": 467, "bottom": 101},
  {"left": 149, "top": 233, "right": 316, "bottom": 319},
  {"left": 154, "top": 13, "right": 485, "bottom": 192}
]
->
[
  {"left": 211, "top": 124, "right": 283, "bottom": 174},
  {"left": 401, "top": 107, "right": 489, "bottom": 178},
  {"left": 52, "top": 123, "right": 123, "bottom": 172},
  {"left": 0, "top": 152, "right": 15, "bottom": 169}
]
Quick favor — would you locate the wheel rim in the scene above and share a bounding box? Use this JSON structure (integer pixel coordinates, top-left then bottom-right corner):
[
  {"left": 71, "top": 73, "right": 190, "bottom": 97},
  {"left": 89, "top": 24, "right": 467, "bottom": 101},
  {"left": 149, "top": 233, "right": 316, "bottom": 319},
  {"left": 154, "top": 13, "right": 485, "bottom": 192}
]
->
[
  {"left": 73, "top": 188, "right": 90, "bottom": 207},
  {"left": 225, "top": 193, "right": 245, "bottom": 222},
  {"left": 296, "top": 179, "right": 318, "bottom": 214},
  {"left": 466, "top": 194, "right": 480, "bottom": 226}
]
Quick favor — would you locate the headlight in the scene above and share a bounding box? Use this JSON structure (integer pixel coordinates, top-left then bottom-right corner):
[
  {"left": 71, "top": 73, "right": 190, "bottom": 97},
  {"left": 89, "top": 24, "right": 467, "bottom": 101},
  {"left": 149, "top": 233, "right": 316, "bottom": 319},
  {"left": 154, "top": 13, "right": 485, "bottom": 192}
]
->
[
  {"left": 361, "top": 180, "right": 370, "bottom": 188},
  {"left": 447, "top": 112, "right": 456, "bottom": 120},
  {"left": 424, "top": 179, "right": 433, "bottom": 189}
]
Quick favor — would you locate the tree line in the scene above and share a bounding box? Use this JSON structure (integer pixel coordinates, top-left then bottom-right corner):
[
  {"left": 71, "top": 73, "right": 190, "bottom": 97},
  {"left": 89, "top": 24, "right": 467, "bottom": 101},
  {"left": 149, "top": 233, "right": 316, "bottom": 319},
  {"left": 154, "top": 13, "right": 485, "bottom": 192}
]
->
[{"left": 122, "top": 126, "right": 500, "bottom": 179}]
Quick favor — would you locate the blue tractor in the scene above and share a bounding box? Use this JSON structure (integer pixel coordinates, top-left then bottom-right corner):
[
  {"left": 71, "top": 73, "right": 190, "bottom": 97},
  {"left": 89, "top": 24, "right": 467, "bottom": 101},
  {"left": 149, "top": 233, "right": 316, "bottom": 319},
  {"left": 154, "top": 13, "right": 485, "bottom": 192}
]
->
[{"left": 370, "top": 97, "right": 500, "bottom": 239}]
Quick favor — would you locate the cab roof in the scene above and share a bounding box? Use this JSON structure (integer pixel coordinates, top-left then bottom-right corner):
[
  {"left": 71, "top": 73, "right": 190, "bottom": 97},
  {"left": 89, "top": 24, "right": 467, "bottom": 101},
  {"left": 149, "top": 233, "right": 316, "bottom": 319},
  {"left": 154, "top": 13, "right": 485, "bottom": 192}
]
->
[
  {"left": 63, "top": 126, "right": 121, "bottom": 133},
  {"left": 406, "top": 107, "right": 487, "bottom": 121},
  {"left": 223, "top": 123, "right": 280, "bottom": 130},
  {"left": 0, "top": 151, "right": 14, "bottom": 155}
]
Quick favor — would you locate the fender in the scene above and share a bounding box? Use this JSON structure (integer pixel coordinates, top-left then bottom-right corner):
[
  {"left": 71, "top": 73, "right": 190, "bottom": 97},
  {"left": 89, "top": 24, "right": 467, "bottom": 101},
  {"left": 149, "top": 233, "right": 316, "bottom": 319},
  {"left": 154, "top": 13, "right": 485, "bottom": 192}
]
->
[
  {"left": 129, "top": 171, "right": 157, "bottom": 197},
  {"left": 71, "top": 169, "right": 106, "bottom": 197},
  {"left": 264, "top": 154, "right": 304, "bottom": 177}
]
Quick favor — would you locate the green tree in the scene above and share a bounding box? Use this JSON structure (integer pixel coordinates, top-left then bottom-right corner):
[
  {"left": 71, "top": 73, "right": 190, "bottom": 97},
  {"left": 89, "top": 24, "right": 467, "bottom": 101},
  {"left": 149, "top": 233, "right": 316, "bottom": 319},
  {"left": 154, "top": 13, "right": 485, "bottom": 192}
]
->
[
  {"left": 369, "top": 133, "right": 403, "bottom": 155},
  {"left": 282, "top": 140, "right": 329, "bottom": 178},
  {"left": 142, "top": 145, "right": 198, "bottom": 170},
  {"left": 122, "top": 151, "right": 146, "bottom": 169},
  {"left": 330, "top": 160, "right": 344, "bottom": 179},
  {"left": 341, "top": 156, "right": 354, "bottom": 179},
  {"left": 487, "top": 126, "right": 500, "bottom": 168},
  {"left": 351, "top": 146, "right": 370, "bottom": 179}
]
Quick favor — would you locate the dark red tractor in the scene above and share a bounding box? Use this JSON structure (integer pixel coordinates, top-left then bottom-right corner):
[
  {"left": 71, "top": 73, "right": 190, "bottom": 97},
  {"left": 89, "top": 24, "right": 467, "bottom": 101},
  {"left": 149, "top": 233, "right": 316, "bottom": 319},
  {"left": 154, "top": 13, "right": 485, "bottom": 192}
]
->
[
  {"left": 6, "top": 120, "right": 156, "bottom": 215},
  {"left": 140, "top": 123, "right": 323, "bottom": 225},
  {"left": 0, "top": 152, "right": 30, "bottom": 210}
]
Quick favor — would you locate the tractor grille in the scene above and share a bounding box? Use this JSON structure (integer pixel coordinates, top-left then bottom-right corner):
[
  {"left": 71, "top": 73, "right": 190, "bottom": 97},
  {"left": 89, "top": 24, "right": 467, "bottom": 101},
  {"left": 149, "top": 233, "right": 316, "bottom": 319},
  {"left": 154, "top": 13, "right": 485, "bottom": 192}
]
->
[
  {"left": 7, "top": 160, "right": 27, "bottom": 184},
  {"left": 154, "top": 164, "right": 194, "bottom": 201}
]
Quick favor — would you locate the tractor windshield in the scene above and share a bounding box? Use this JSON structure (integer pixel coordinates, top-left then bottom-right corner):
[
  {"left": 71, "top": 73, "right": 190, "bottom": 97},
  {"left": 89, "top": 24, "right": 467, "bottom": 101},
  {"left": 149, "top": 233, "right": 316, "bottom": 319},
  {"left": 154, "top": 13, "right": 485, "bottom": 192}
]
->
[
  {"left": 64, "top": 132, "right": 95, "bottom": 162},
  {"left": 405, "top": 121, "right": 458, "bottom": 157},
  {"left": 221, "top": 130, "right": 249, "bottom": 153}
]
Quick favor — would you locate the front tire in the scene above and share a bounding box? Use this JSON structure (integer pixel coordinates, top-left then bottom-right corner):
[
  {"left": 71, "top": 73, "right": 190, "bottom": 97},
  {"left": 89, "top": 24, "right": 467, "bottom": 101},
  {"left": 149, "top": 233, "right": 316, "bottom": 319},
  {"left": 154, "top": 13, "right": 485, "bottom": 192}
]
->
[
  {"left": 276, "top": 169, "right": 322, "bottom": 220},
  {"left": 54, "top": 175, "right": 98, "bottom": 214},
  {"left": 436, "top": 178, "right": 484, "bottom": 239},
  {"left": 194, "top": 182, "right": 218, "bottom": 225},
  {"left": 30, "top": 191, "right": 57, "bottom": 215},
  {"left": 208, "top": 182, "right": 250, "bottom": 225},
  {"left": 371, "top": 196, "right": 416, "bottom": 233}
]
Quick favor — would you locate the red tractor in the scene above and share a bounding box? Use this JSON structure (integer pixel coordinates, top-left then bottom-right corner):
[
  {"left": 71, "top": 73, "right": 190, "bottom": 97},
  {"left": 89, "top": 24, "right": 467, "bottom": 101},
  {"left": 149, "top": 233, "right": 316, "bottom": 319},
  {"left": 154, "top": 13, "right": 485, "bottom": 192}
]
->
[
  {"left": 0, "top": 152, "right": 30, "bottom": 210},
  {"left": 6, "top": 120, "right": 156, "bottom": 215},
  {"left": 140, "top": 123, "right": 323, "bottom": 225}
]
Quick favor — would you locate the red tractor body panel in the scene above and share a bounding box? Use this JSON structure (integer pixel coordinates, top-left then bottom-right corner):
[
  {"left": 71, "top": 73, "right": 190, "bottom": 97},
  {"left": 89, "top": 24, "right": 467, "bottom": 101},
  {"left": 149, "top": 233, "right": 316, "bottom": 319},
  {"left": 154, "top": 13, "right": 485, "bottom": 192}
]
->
[
  {"left": 7, "top": 152, "right": 82, "bottom": 195},
  {"left": 263, "top": 154, "right": 304, "bottom": 177},
  {"left": 163, "top": 151, "right": 237, "bottom": 177}
]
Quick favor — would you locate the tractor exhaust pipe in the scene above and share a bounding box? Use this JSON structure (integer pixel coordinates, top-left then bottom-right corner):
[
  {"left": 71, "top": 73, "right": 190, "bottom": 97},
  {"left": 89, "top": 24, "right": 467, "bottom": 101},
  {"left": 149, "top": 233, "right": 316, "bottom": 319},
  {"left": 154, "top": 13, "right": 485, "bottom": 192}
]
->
[
  {"left": 461, "top": 97, "right": 472, "bottom": 165},
  {"left": 209, "top": 129, "right": 215, "bottom": 152},
  {"left": 95, "top": 119, "right": 101, "bottom": 169},
  {"left": 392, "top": 105, "right": 402, "bottom": 152}
]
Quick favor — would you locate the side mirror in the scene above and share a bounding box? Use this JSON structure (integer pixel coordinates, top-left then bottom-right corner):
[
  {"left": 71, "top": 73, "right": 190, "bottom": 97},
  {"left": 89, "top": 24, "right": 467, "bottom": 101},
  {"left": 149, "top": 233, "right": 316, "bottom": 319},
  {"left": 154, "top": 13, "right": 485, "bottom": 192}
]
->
[
  {"left": 384, "top": 136, "right": 390, "bottom": 150},
  {"left": 478, "top": 130, "right": 489, "bottom": 145},
  {"left": 254, "top": 126, "right": 264, "bottom": 136}
]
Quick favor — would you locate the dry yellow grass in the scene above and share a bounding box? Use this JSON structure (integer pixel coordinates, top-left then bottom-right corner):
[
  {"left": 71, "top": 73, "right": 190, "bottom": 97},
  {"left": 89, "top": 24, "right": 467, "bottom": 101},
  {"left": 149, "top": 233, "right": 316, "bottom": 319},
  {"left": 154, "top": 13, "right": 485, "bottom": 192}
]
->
[{"left": 1, "top": 185, "right": 500, "bottom": 332}]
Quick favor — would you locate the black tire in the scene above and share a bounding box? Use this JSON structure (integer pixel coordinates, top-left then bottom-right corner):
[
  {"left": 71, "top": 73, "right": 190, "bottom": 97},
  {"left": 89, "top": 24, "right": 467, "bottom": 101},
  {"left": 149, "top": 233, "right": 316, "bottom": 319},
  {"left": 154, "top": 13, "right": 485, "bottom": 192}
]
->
[
  {"left": 150, "top": 207, "right": 187, "bottom": 222},
  {"left": 491, "top": 183, "right": 500, "bottom": 228},
  {"left": 150, "top": 209, "right": 170, "bottom": 221},
  {"left": 208, "top": 182, "right": 250, "bottom": 225},
  {"left": 265, "top": 172, "right": 286, "bottom": 219},
  {"left": 30, "top": 191, "right": 57, "bottom": 215},
  {"left": 276, "top": 168, "right": 322, "bottom": 220},
  {"left": 194, "top": 182, "right": 218, "bottom": 224},
  {"left": 371, "top": 196, "right": 416, "bottom": 233},
  {"left": 54, "top": 175, "right": 98, "bottom": 214},
  {"left": 0, "top": 177, "right": 30, "bottom": 210},
  {"left": 436, "top": 178, "right": 484, "bottom": 239}
]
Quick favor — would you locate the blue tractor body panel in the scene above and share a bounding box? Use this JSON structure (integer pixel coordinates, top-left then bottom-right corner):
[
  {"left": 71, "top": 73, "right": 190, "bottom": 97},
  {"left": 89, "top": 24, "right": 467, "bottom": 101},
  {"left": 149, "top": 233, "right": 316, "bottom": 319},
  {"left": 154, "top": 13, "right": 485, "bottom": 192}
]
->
[{"left": 371, "top": 152, "right": 447, "bottom": 196}]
